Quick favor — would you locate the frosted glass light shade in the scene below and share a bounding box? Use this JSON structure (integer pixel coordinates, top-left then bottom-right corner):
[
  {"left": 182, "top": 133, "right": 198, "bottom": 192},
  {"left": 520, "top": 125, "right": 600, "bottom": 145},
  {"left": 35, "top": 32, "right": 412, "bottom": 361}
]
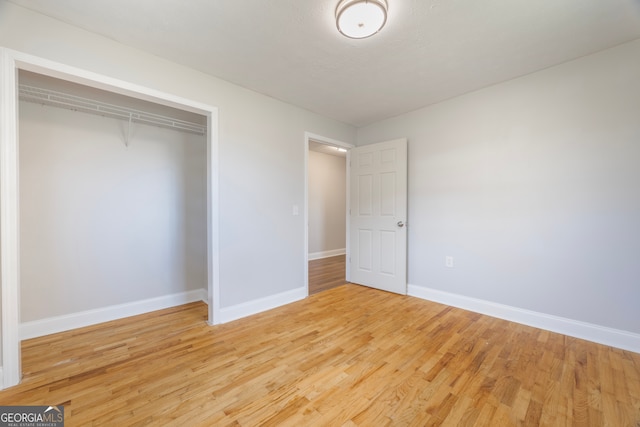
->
[{"left": 336, "top": 0, "right": 388, "bottom": 39}]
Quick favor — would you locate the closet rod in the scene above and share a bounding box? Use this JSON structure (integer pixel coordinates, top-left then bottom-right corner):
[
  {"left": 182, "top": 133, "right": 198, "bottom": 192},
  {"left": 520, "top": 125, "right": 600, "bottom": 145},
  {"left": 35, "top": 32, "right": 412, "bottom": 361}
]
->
[{"left": 18, "top": 84, "right": 206, "bottom": 136}]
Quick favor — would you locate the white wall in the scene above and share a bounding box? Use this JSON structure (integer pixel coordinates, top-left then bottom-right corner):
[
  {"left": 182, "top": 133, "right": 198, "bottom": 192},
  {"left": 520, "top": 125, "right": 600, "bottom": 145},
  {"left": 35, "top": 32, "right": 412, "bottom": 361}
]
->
[
  {"left": 308, "top": 150, "right": 346, "bottom": 258},
  {"left": 0, "top": 0, "right": 356, "bottom": 316},
  {"left": 19, "top": 101, "right": 206, "bottom": 321},
  {"left": 358, "top": 39, "right": 640, "bottom": 335}
]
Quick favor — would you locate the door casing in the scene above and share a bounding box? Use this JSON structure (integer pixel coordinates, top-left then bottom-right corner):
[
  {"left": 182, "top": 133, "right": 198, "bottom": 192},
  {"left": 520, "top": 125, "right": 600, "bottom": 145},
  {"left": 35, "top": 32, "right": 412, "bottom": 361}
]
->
[{"left": 0, "top": 48, "right": 220, "bottom": 389}]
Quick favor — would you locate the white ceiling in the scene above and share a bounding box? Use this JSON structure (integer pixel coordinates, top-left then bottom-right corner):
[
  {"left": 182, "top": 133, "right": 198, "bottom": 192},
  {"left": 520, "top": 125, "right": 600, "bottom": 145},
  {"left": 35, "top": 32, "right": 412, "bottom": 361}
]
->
[{"left": 10, "top": 0, "right": 640, "bottom": 127}]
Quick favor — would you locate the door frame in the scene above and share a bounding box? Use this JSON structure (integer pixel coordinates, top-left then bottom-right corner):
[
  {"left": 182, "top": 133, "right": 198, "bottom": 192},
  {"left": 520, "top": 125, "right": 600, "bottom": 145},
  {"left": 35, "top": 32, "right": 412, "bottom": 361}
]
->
[
  {"left": 0, "top": 48, "right": 220, "bottom": 389},
  {"left": 304, "top": 132, "right": 354, "bottom": 295}
]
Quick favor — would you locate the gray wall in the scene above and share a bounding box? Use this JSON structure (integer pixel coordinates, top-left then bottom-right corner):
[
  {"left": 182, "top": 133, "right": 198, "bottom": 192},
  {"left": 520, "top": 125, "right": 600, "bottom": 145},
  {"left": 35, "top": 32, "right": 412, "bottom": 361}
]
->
[
  {"left": 358, "top": 39, "right": 640, "bottom": 334},
  {"left": 308, "top": 150, "right": 346, "bottom": 256}
]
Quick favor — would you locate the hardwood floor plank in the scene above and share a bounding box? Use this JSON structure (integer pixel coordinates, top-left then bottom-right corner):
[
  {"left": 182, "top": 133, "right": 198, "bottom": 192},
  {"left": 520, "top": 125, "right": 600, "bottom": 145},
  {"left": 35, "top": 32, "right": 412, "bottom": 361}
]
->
[
  {"left": 1, "top": 285, "right": 639, "bottom": 426},
  {"left": 308, "top": 254, "right": 347, "bottom": 294}
]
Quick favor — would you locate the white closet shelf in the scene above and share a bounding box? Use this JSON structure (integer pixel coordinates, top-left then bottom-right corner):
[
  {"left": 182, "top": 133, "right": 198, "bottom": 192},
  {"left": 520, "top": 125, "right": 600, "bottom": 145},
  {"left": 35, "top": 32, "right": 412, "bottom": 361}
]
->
[{"left": 19, "top": 84, "right": 206, "bottom": 136}]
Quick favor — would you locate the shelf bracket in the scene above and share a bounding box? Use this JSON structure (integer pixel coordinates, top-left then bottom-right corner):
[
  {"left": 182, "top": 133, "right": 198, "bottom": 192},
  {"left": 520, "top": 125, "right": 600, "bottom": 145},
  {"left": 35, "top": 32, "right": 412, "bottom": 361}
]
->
[{"left": 125, "top": 112, "right": 132, "bottom": 147}]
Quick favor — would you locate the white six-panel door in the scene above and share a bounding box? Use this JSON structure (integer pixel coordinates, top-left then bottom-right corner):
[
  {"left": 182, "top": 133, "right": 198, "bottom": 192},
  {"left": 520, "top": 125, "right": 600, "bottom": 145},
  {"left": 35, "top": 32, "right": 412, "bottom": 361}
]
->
[{"left": 349, "top": 138, "right": 407, "bottom": 294}]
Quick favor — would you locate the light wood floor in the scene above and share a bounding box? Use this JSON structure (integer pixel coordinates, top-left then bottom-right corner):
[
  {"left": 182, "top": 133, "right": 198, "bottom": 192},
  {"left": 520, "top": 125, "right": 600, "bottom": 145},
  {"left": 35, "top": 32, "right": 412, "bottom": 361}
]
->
[
  {"left": 1, "top": 285, "right": 639, "bottom": 426},
  {"left": 309, "top": 254, "right": 347, "bottom": 295}
]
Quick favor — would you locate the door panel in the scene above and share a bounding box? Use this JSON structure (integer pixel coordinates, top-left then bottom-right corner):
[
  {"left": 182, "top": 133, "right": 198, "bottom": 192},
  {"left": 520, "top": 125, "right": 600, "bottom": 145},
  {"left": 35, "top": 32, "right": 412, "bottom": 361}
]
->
[
  {"left": 350, "top": 138, "right": 407, "bottom": 294},
  {"left": 357, "top": 229, "right": 373, "bottom": 271},
  {"left": 358, "top": 174, "right": 373, "bottom": 215},
  {"left": 380, "top": 172, "right": 396, "bottom": 216}
]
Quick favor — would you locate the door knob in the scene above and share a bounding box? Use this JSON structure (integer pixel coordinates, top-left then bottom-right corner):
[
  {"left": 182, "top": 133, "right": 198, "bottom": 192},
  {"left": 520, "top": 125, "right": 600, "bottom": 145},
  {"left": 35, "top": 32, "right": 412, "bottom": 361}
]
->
[{"left": 397, "top": 221, "right": 405, "bottom": 228}]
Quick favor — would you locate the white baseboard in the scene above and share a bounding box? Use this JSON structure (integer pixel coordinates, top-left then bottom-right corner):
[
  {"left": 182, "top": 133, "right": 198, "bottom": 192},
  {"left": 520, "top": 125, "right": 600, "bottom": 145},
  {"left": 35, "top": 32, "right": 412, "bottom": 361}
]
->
[
  {"left": 0, "top": 367, "right": 3, "bottom": 390},
  {"left": 20, "top": 289, "right": 207, "bottom": 340},
  {"left": 308, "top": 248, "right": 346, "bottom": 261},
  {"left": 220, "top": 287, "right": 307, "bottom": 323},
  {"left": 408, "top": 284, "right": 640, "bottom": 354}
]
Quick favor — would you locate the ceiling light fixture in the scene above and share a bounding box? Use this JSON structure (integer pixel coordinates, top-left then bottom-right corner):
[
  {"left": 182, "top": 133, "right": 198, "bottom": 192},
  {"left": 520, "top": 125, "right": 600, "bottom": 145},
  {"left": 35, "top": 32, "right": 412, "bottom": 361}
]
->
[{"left": 336, "top": 0, "right": 388, "bottom": 39}]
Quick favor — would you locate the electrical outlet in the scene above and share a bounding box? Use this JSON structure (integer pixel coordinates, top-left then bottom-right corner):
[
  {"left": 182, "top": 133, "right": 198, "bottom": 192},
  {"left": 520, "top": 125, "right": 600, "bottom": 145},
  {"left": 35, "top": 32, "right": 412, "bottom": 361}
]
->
[{"left": 445, "top": 256, "right": 454, "bottom": 268}]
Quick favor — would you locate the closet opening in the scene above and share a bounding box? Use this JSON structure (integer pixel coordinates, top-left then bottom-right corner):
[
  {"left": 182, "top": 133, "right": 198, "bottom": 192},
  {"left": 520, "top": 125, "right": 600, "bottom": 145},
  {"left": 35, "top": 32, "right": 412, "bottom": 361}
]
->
[
  {"left": 0, "top": 49, "right": 219, "bottom": 389},
  {"left": 18, "top": 70, "right": 208, "bottom": 338}
]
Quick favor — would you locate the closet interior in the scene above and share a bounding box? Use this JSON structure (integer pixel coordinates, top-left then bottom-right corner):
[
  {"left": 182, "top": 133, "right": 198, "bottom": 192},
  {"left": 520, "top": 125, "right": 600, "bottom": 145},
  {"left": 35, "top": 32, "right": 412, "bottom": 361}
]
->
[{"left": 18, "top": 70, "right": 208, "bottom": 335}]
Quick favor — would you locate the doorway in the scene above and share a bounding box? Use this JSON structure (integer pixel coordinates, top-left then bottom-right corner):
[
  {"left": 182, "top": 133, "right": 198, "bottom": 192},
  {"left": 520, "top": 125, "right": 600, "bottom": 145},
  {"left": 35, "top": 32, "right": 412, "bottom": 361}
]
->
[
  {"left": 304, "top": 132, "right": 354, "bottom": 295},
  {"left": 0, "top": 48, "right": 219, "bottom": 389}
]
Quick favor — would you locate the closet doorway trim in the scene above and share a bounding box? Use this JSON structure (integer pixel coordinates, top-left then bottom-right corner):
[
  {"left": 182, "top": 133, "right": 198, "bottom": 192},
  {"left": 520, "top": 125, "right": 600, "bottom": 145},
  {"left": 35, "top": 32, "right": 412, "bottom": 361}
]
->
[{"left": 0, "top": 48, "right": 220, "bottom": 389}]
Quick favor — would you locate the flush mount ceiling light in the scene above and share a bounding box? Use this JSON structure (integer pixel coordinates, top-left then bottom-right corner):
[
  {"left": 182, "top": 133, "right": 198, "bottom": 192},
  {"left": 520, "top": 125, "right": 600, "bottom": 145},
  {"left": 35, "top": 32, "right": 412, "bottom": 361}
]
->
[{"left": 336, "top": 0, "right": 388, "bottom": 39}]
